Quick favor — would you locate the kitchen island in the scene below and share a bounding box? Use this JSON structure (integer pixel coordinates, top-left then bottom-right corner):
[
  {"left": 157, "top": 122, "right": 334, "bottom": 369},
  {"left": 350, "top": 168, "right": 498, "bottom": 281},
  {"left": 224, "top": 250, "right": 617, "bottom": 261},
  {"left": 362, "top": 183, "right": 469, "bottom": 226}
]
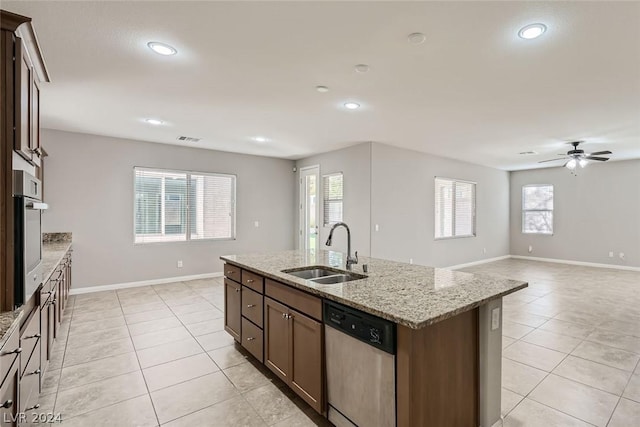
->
[{"left": 221, "top": 250, "right": 527, "bottom": 427}]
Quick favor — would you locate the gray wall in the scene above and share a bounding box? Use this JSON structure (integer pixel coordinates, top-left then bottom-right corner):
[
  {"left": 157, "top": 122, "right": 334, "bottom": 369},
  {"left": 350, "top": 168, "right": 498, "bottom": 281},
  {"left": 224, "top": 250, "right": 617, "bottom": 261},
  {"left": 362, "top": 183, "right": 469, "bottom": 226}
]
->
[
  {"left": 510, "top": 160, "right": 640, "bottom": 267},
  {"left": 370, "top": 143, "right": 510, "bottom": 267},
  {"left": 295, "top": 142, "right": 511, "bottom": 267},
  {"left": 296, "top": 143, "right": 372, "bottom": 256},
  {"left": 42, "top": 129, "right": 296, "bottom": 288}
]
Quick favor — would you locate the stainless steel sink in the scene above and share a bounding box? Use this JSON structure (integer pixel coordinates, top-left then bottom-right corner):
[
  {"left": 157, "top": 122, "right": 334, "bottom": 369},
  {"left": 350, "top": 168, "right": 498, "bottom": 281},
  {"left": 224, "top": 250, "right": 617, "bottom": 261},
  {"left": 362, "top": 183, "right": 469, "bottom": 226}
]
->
[
  {"left": 283, "top": 268, "right": 336, "bottom": 280},
  {"left": 282, "top": 267, "right": 366, "bottom": 284},
  {"left": 309, "top": 274, "right": 363, "bottom": 285}
]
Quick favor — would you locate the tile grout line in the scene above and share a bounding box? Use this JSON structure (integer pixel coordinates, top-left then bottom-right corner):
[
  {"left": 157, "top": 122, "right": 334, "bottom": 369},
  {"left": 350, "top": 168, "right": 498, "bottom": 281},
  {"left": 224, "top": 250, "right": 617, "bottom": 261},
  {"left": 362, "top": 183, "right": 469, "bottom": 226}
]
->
[{"left": 116, "top": 287, "right": 162, "bottom": 427}]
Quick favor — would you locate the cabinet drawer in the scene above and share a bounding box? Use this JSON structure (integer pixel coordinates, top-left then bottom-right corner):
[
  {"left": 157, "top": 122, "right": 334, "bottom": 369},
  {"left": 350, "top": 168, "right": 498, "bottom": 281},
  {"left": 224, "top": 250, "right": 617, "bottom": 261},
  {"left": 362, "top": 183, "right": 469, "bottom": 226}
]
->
[
  {"left": 19, "top": 341, "right": 41, "bottom": 412},
  {"left": 242, "top": 270, "right": 264, "bottom": 294},
  {"left": 0, "top": 326, "right": 20, "bottom": 385},
  {"left": 20, "top": 311, "right": 40, "bottom": 376},
  {"left": 265, "top": 279, "right": 322, "bottom": 321},
  {"left": 224, "top": 263, "right": 241, "bottom": 283},
  {"left": 242, "top": 286, "right": 264, "bottom": 328},
  {"left": 241, "top": 317, "right": 263, "bottom": 363}
]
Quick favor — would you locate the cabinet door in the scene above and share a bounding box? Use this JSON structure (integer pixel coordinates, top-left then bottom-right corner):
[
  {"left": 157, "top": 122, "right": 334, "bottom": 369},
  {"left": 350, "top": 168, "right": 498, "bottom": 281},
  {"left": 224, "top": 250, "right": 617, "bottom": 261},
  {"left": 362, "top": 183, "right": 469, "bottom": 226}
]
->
[
  {"left": 289, "top": 309, "right": 323, "bottom": 413},
  {"left": 40, "top": 303, "right": 50, "bottom": 365},
  {"left": 264, "top": 297, "right": 290, "bottom": 383},
  {"left": 14, "top": 37, "right": 32, "bottom": 161},
  {"left": 30, "top": 78, "right": 40, "bottom": 166},
  {"left": 0, "top": 360, "right": 19, "bottom": 427},
  {"left": 224, "top": 279, "right": 241, "bottom": 341}
]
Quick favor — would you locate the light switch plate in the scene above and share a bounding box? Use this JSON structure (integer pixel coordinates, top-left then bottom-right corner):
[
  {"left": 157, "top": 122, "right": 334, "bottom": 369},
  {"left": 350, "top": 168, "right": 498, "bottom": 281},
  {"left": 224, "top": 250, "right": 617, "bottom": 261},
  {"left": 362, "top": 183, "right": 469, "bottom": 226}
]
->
[{"left": 491, "top": 307, "right": 500, "bottom": 331}]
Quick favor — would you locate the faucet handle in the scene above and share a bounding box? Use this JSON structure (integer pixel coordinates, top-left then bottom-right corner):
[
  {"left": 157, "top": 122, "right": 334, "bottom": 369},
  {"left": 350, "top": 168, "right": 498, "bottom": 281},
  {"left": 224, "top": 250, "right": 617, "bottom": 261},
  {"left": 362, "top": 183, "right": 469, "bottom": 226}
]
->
[{"left": 353, "top": 251, "right": 358, "bottom": 264}]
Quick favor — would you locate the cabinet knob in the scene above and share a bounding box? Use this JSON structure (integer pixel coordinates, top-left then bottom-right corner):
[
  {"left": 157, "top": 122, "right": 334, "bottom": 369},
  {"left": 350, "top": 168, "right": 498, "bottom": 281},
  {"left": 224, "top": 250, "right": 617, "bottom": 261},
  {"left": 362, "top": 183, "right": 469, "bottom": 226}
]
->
[
  {"left": 246, "top": 337, "right": 255, "bottom": 341},
  {"left": 282, "top": 313, "right": 286, "bottom": 319},
  {"left": 1, "top": 347, "right": 22, "bottom": 356},
  {"left": 1, "top": 400, "right": 12, "bottom": 409},
  {"left": 235, "top": 288, "right": 240, "bottom": 293},
  {"left": 26, "top": 403, "right": 40, "bottom": 411},
  {"left": 246, "top": 279, "right": 254, "bottom": 283},
  {"left": 246, "top": 304, "right": 256, "bottom": 308}
]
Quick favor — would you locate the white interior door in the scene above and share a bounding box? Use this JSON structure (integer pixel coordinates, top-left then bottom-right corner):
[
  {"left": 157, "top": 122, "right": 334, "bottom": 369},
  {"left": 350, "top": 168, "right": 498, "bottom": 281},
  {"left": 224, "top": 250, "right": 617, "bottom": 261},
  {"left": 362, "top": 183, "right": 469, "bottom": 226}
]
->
[{"left": 300, "top": 166, "right": 320, "bottom": 252}]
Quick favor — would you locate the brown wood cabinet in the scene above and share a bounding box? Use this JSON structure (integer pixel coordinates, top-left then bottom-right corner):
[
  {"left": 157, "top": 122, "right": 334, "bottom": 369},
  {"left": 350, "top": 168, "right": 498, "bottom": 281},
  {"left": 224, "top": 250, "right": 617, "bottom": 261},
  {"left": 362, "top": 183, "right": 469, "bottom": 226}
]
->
[
  {"left": 264, "top": 296, "right": 323, "bottom": 413},
  {"left": 0, "top": 359, "right": 18, "bottom": 427},
  {"left": 224, "top": 278, "right": 241, "bottom": 341}
]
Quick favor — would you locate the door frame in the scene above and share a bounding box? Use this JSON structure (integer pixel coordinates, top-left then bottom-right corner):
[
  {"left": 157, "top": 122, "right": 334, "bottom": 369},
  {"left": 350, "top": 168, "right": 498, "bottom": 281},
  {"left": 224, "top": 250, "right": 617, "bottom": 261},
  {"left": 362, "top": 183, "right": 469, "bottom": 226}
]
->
[{"left": 299, "top": 165, "right": 320, "bottom": 252}]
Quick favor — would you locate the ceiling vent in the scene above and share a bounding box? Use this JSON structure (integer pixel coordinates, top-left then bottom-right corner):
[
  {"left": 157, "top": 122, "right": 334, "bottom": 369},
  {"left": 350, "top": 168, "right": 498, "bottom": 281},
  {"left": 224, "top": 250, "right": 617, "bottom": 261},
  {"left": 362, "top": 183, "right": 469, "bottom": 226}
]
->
[{"left": 177, "top": 136, "right": 201, "bottom": 143}]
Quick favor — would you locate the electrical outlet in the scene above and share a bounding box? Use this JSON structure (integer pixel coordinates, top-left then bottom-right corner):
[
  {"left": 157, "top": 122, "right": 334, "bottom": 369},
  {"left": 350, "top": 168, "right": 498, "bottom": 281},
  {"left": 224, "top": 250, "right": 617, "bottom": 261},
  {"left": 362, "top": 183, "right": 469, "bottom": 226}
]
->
[
  {"left": 254, "top": 221, "right": 260, "bottom": 228},
  {"left": 482, "top": 248, "right": 487, "bottom": 254},
  {"left": 177, "top": 260, "right": 183, "bottom": 268},
  {"left": 609, "top": 251, "right": 614, "bottom": 258},
  {"left": 491, "top": 308, "right": 500, "bottom": 330},
  {"left": 375, "top": 224, "right": 380, "bottom": 232},
  {"left": 619, "top": 252, "right": 625, "bottom": 260},
  {"left": 409, "top": 258, "right": 413, "bottom": 264},
  {"left": 528, "top": 245, "right": 533, "bottom": 253}
]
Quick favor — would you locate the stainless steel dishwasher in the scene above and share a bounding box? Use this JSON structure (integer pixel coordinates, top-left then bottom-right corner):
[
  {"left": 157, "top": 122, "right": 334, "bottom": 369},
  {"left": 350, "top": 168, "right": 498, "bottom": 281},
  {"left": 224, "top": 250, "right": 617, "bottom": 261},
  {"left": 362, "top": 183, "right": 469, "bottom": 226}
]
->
[{"left": 324, "top": 300, "right": 396, "bottom": 427}]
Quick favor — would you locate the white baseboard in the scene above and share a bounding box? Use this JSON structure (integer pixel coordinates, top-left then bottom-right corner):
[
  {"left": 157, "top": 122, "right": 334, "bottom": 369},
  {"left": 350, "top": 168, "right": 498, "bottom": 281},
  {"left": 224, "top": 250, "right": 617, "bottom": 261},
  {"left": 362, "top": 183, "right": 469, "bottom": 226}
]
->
[
  {"left": 446, "top": 255, "right": 512, "bottom": 270},
  {"left": 510, "top": 255, "right": 640, "bottom": 272},
  {"left": 70, "top": 272, "right": 223, "bottom": 295}
]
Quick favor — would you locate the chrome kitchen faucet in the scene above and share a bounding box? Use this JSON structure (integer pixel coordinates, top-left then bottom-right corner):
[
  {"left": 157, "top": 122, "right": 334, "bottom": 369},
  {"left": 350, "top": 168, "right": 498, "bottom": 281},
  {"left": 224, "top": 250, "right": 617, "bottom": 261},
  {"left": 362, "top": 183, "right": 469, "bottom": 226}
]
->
[{"left": 325, "top": 222, "right": 358, "bottom": 271}]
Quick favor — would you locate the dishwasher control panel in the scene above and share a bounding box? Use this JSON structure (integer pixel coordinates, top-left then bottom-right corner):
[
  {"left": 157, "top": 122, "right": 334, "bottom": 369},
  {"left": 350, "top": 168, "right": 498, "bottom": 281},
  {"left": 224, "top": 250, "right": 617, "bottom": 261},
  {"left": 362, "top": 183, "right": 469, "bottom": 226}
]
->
[{"left": 324, "top": 300, "right": 396, "bottom": 354}]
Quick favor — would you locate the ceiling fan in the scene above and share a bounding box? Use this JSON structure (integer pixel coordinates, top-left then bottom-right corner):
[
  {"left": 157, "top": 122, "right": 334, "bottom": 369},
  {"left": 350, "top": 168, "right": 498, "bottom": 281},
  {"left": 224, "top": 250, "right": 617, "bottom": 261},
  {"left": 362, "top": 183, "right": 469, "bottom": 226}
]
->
[{"left": 538, "top": 141, "right": 612, "bottom": 170}]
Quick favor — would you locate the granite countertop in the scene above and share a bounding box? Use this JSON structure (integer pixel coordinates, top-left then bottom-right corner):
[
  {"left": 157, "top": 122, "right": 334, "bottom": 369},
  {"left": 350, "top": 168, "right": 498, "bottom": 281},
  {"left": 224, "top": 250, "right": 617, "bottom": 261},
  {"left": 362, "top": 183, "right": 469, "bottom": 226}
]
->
[
  {"left": 1, "top": 234, "right": 72, "bottom": 349},
  {"left": 41, "top": 240, "right": 72, "bottom": 283},
  {"left": 221, "top": 250, "right": 527, "bottom": 329}
]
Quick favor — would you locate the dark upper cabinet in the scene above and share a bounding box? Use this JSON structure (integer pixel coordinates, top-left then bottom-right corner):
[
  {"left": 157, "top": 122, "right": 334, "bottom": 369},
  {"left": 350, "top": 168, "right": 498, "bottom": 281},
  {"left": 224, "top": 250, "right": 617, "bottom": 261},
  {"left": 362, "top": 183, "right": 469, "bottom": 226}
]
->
[{"left": 15, "top": 37, "right": 31, "bottom": 162}]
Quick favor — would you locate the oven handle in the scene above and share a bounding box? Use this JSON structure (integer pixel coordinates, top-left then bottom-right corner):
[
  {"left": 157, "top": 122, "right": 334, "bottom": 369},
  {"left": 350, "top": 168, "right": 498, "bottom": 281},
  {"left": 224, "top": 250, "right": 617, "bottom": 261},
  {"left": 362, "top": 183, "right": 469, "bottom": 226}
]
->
[{"left": 26, "top": 202, "right": 49, "bottom": 210}]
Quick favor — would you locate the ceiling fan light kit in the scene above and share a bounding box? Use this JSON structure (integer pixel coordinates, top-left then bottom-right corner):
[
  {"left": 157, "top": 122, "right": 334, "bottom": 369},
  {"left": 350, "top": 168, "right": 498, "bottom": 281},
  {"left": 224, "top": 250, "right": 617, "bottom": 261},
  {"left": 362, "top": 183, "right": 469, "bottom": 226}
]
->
[{"left": 537, "top": 141, "right": 612, "bottom": 174}]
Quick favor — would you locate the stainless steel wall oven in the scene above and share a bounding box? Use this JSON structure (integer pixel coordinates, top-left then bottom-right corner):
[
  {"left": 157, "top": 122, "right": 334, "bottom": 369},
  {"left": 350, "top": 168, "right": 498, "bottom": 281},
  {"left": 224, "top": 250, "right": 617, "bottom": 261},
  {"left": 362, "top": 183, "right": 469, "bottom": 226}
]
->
[{"left": 14, "top": 170, "right": 47, "bottom": 307}]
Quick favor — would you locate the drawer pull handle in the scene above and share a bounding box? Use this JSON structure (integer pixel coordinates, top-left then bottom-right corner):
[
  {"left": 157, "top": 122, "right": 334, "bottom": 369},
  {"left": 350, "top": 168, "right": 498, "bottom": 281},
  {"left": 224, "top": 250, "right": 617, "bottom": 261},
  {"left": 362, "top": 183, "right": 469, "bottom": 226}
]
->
[
  {"left": 25, "top": 333, "right": 41, "bottom": 339},
  {"left": 246, "top": 304, "right": 256, "bottom": 308},
  {"left": 26, "top": 403, "right": 40, "bottom": 410},
  {"left": 1, "top": 347, "right": 22, "bottom": 356},
  {"left": 29, "top": 368, "right": 41, "bottom": 376},
  {"left": 226, "top": 270, "right": 234, "bottom": 275},
  {"left": 246, "top": 337, "right": 255, "bottom": 341},
  {"left": 246, "top": 279, "right": 254, "bottom": 283},
  {"left": 1, "top": 400, "right": 12, "bottom": 409}
]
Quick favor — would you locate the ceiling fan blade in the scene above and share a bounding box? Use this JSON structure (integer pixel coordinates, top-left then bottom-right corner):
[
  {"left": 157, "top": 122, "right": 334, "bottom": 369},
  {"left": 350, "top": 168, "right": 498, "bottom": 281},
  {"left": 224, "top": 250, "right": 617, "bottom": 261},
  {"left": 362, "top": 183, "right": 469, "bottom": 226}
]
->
[
  {"left": 538, "top": 158, "right": 568, "bottom": 163},
  {"left": 585, "top": 156, "right": 609, "bottom": 161},
  {"left": 588, "top": 151, "right": 612, "bottom": 156}
]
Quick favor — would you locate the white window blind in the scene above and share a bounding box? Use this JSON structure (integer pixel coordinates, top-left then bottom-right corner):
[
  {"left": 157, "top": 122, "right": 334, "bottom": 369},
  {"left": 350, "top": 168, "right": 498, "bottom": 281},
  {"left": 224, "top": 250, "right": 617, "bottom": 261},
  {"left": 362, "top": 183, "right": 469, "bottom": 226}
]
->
[
  {"left": 435, "top": 177, "right": 476, "bottom": 239},
  {"left": 522, "top": 185, "right": 553, "bottom": 234},
  {"left": 323, "top": 173, "right": 343, "bottom": 226},
  {"left": 134, "top": 168, "right": 235, "bottom": 244}
]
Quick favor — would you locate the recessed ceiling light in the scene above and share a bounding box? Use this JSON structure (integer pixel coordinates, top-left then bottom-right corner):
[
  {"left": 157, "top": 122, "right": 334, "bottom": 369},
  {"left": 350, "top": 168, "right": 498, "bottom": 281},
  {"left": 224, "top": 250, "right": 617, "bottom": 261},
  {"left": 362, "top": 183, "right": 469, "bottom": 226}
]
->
[
  {"left": 407, "top": 33, "right": 426, "bottom": 45},
  {"left": 355, "top": 64, "right": 370, "bottom": 73},
  {"left": 518, "top": 23, "right": 547, "bottom": 40},
  {"left": 145, "top": 118, "right": 164, "bottom": 125},
  {"left": 147, "top": 41, "right": 177, "bottom": 56},
  {"left": 252, "top": 136, "right": 269, "bottom": 143},
  {"left": 316, "top": 86, "right": 329, "bottom": 93},
  {"left": 344, "top": 102, "right": 360, "bottom": 110}
]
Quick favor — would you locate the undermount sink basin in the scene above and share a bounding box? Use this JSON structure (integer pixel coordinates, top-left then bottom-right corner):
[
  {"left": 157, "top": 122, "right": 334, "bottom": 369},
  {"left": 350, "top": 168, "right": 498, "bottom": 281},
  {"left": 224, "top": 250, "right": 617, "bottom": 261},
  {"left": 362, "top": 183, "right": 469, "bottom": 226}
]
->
[
  {"left": 283, "top": 267, "right": 336, "bottom": 280},
  {"left": 282, "top": 266, "right": 367, "bottom": 284}
]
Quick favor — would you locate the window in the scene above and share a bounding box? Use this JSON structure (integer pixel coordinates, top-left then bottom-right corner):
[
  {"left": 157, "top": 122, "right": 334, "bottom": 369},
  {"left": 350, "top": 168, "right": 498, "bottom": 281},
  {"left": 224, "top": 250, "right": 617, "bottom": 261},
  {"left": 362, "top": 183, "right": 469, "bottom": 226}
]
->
[
  {"left": 323, "top": 173, "right": 343, "bottom": 226},
  {"left": 522, "top": 184, "right": 553, "bottom": 234},
  {"left": 134, "top": 167, "right": 236, "bottom": 243},
  {"left": 435, "top": 177, "right": 476, "bottom": 239}
]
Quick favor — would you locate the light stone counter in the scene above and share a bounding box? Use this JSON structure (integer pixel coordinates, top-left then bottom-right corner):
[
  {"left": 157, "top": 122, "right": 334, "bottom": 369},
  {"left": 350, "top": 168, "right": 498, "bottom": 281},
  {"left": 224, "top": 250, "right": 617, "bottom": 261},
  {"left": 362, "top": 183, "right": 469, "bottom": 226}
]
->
[{"left": 221, "top": 250, "right": 527, "bottom": 329}]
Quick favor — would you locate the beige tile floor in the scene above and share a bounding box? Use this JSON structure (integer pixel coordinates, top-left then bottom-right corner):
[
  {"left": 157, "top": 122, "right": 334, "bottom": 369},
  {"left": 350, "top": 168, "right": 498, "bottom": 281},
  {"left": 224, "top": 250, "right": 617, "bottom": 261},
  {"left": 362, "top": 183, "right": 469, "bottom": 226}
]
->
[
  {"left": 35, "top": 259, "right": 640, "bottom": 426},
  {"left": 462, "top": 259, "right": 640, "bottom": 427}
]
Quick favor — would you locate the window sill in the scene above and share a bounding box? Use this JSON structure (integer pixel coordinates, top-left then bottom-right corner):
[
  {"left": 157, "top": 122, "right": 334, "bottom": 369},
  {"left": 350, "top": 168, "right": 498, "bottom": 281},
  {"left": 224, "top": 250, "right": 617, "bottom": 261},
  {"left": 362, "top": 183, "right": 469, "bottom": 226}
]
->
[{"left": 434, "top": 234, "right": 476, "bottom": 241}]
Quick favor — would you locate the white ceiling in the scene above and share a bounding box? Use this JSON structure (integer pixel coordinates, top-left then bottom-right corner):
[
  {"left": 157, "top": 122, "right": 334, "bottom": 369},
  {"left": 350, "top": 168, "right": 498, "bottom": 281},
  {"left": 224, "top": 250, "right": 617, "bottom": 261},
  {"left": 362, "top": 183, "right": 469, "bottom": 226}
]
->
[{"left": 4, "top": 0, "right": 640, "bottom": 170}]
